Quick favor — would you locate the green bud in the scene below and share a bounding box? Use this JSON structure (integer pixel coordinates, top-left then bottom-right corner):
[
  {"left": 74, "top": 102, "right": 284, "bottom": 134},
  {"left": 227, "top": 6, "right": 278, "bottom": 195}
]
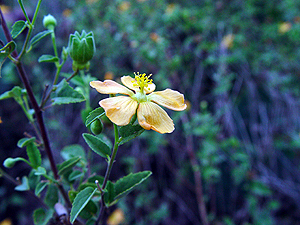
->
[
  {"left": 61, "top": 46, "right": 69, "bottom": 61},
  {"left": 43, "top": 14, "right": 57, "bottom": 30},
  {"left": 68, "top": 30, "right": 95, "bottom": 70},
  {"left": 3, "top": 158, "right": 16, "bottom": 168},
  {"left": 91, "top": 119, "right": 103, "bottom": 135}
]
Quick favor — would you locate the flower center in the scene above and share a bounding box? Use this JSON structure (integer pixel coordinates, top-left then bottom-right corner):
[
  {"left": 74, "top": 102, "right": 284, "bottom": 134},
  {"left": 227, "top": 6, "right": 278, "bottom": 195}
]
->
[{"left": 132, "top": 72, "right": 153, "bottom": 93}]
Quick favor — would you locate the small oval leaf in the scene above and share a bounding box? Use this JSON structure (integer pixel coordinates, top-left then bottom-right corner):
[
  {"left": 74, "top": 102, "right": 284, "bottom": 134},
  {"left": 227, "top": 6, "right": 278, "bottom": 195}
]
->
[
  {"left": 38, "top": 54, "right": 59, "bottom": 63},
  {"left": 58, "top": 156, "right": 81, "bottom": 176},
  {"left": 11, "top": 20, "right": 27, "bottom": 39},
  {"left": 85, "top": 107, "right": 105, "bottom": 127},
  {"left": 26, "top": 142, "right": 42, "bottom": 169},
  {"left": 82, "top": 133, "right": 111, "bottom": 158},
  {"left": 15, "top": 176, "right": 30, "bottom": 191},
  {"left": 70, "top": 187, "right": 97, "bottom": 223},
  {"left": 35, "top": 182, "right": 48, "bottom": 196},
  {"left": 17, "top": 137, "right": 36, "bottom": 148},
  {"left": 27, "top": 30, "right": 52, "bottom": 52},
  {"left": 114, "top": 171, "right": 152, "bottom": 201},
  {"left": 51, "top": 79, "right": 85, "bottom": 105}
]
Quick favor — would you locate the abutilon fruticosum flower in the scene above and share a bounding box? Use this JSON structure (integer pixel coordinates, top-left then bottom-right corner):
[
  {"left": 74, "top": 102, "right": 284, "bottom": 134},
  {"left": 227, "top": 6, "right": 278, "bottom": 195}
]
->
[{"left": 90, "top": 72, "right": 187, "bottom": 134}]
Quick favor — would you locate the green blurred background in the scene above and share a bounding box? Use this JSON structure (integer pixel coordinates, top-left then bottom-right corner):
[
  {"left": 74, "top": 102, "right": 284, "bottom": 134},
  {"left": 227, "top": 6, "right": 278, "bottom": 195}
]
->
[{"left": 1, "top": 0, "right": 300, "bottom": 224}]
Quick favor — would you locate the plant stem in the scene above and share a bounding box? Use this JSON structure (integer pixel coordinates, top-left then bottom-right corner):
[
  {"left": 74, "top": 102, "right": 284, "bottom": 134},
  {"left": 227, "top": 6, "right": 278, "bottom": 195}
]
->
[
  {"left": 96, "top": 123, "right": 120, "bottom": 225},
  {"left": 0, "top": 7, "right": 71, "bottom": 208}
]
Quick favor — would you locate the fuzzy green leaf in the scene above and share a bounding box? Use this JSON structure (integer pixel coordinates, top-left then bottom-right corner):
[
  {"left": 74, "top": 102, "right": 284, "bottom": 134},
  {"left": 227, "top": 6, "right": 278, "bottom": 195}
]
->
[
  {"left": 51, "top": 79, "right": 85, "bottom": 105},
  {"left": 0, "top": 41, "right": 16, "bottom": 77},
  {"left": 114, "top": 171, "right": 152, "bottom": 201},
  {"left": 104, "top": 181, "right": 116, "bottom": 206},
  {"left": 61, "top": 144, "right": 86, "bottom": 161},
  {"left": 11, "top": 20, "right": 27, "bottom": 39},
  {"left": 27, "top": 30, "right": 52, "bottom": 52},
  {"left": 26, "top": 142, "right": 42, "bottom": 169},
  {"left": 33, "top": 208, "right": 54, "bottom": 225},
  {"left": 85, "top": 107, "right": 105, "bottom": 127},
  {"left": 15, "top": 176, "right": 30, "bottom": 191},
  {"left": 17, "top": 137, "right": 36, "bottom": 148},
  {"left": 70, "top": 187, "right": 97, "bottom": 223},
  {"left": 38, "top": 54, "right": 59, "bottom": 63},
  {"left": 82, "top": 133, "right": 111, "bottom": 158},
  {"left": 119, "top": 124, "right": 144, "bottom": 145},
  {"left": 45, "top": 184, "right": 58, "bottom": 207},
  {"left": 35, "top": 182, "right": 48, "bottom": 196},
  {"left": 68, "top": 170, "right": 83, "bottom": 181},
  {"left": 0, "top": 86, "right": 24, "bottom": 101},
  {"left": 58, "top": 156, "right": 81, "bottom": 176},
  {"left": 34, "top": 167, "right": 47, "bottom": 176}
]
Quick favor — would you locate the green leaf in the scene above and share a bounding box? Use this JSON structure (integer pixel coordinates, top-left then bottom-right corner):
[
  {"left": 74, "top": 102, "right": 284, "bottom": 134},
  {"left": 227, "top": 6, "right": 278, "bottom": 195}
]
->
[
  {"left": 0, "top": 41, "right": 16, "bottom": 77},
  {"left": 85, "top": 107, "right": 105, "bottom": 127},
  {"left": 82, "top": 133, "right": 111, "bottom": 158},
  {"left": 15, "top": 176, "right": 30, "bottom": 191},
  {"left": 27, "top": 30, "right": 52, "bottom": 52},
  {"left": 51, "top": 79, "right": 85, "bottom": 105},
  {"left": 79, "top": 199, "right": 98, "bottom": 220},
  {"left": 34, "top": 167, "right": 47, "bottom": 176},
  {"left": 104, "top": 181, "right": 116, "bottom": 206},
  {"left": 11, "top": 20, "right": 27, "bottom": 39},
  {"left": 44, "top": 184, "right": 58, "bottom": 207},
  {"left": 35, "top": 182, "right": 48, "bottom": 196},
  {"left": 58, "top": 156, "right": 81, "bottom": 176},
  {"left": 119, "top": 124, "right": 145, "bottom": 145},
  {"left": 70, "top": 187, "right": 97, "bottom": 223},
  {"left": 114, "top": 171, "right": 152, "bottom": 201},
  {"left": 38, "top": 54, "right": 59, "bottom": 63},
  {"left": 68, "top": 170, "right": 83, "bottom": 181},
  {"left": 69, "top": 190, "right": 78, "bottom": 203},
  {"left": 0, "top": 86, "right": 23, "bottom": 101},
  {"left": 26, "top": 142, "right": 42, "bottom": 169},
  {"left": 61, "top": 144, "right": 86, "bottom": 161},
  {"left": 33, "top": 208, "right": 53, "bottom": 225},
  {"left": 17, "top": 137, "right": 36, "bottom": 148}
]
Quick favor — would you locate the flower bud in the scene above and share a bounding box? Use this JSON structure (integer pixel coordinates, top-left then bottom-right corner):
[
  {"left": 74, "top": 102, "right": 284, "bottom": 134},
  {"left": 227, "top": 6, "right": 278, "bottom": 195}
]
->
[
  {"left": 68, "top": 30, "right": 95, "bottom": 70},
  {"left": 3, "top": 158, "right": 16, "bottom": 168},
  {"left": 91, "top": 119, "right": 103, "bottom": 135},
  {"left": 43, "top": 14, "right": 57, "bottom": 30}
]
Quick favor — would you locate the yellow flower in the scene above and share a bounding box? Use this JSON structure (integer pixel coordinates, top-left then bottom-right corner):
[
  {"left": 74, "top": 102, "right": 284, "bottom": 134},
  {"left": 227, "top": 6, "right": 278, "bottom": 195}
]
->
[{"left": 90, "top": 72, "right": 187, "bottom": 134}]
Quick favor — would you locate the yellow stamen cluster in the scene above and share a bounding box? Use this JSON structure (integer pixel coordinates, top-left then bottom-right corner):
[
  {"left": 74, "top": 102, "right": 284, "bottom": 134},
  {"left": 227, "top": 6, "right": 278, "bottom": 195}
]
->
[{"left": 132, "top": 72, "right": 153, "bottom": 92}]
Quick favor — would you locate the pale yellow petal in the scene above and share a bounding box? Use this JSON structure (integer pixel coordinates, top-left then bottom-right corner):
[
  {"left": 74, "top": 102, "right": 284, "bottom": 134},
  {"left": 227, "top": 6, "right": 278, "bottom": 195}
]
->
[
  {"left": 100, "top": 96, "right": 138, "bottom": 126},
  {"left": 90, "top": 80, "right": 133, "bottom": 96},
  {"left": 137, "top": 102, "right": 174, "bottom": 134},
  {"left": 121, "top": 75, "right": 156, "bottom": 94},
  {"left": 121, "top": 76, "right": 139, "bottom": 92},
  {"left": 148, "top": 89, "right": 187, "bottom": 111}
]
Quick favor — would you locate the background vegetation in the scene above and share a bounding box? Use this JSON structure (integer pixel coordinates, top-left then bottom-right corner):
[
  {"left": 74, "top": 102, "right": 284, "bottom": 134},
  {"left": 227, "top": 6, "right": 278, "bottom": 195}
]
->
[{"left": 1, "top": 0, "right": 300, "bottom": 224}]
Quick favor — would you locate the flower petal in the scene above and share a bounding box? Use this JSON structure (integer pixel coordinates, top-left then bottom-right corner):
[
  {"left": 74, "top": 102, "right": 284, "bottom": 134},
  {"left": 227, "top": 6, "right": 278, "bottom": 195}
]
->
[
  {"left": 148, "top": 89, "right": 187, "bottom": 111},
  {"left": 121, "top": 76, "right": 139, "bottom": 92},
  {"left": 100, "top": 96, "right": 138, "bottom": 126},
  {"left": 137, "top": 102, "right": 174, "bottom": 133},
  {"left": 121, "top": 76, "right": 156, "bottom": 94},
  {"left": 90, "top": 80, "right": 133, "bottom": 96}
]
